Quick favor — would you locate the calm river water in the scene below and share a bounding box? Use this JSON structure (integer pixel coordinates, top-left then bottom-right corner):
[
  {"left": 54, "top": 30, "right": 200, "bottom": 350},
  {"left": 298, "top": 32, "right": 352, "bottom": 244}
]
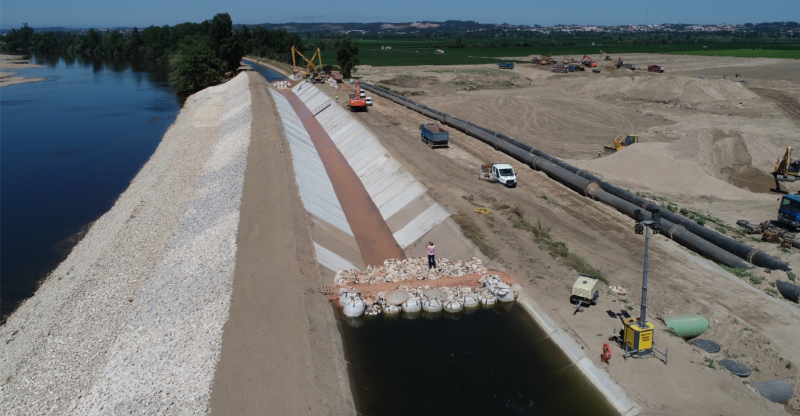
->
[{"left": 0, "top": 55, "right": 181, "bottom": 319}]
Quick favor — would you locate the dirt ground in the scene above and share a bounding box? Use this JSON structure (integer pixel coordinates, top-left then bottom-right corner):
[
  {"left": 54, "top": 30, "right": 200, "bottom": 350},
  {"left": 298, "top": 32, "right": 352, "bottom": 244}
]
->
[{"left": 308, "top": 54, "right": 800, "bottom": 414}]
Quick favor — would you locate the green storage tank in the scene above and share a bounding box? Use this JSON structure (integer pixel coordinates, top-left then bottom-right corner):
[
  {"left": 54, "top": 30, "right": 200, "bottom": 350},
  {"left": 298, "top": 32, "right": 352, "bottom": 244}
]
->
[{"left": 664, "top": 314, "right": 709, "bottom": 339}]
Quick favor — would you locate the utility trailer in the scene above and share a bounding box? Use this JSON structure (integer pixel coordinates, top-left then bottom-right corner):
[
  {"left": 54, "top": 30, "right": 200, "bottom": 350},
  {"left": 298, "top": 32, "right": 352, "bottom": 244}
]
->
[
  {"left": 570, "top": 275, "right": 600, "bottom": 306},
  {"left": 420, "top": 123, "right": 449, "bottom": 148}
]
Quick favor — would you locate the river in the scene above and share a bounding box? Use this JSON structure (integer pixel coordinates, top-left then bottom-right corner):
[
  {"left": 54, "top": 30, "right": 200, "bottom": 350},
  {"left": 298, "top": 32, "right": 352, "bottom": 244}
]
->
[{"left": 0, "top": 55, "right": 182, "bottom": 319}]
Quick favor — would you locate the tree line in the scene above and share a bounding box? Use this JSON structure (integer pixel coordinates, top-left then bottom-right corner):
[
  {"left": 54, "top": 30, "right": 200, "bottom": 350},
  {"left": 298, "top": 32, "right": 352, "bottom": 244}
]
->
[{"left": 2, "top": 14, "right": 360, "bottom": 94}]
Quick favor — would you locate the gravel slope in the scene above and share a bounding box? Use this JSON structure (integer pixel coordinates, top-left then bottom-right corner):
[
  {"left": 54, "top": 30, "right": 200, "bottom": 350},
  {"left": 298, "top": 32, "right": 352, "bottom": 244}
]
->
[{"left": 0, "top": 73, "right": 251, "bottom": 415}]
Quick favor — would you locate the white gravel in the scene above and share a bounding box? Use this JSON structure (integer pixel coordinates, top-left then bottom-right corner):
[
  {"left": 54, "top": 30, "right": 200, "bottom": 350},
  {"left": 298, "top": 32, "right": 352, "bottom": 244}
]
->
[{"left": 0, "top": 73, "right": 252, "bottom": 415}]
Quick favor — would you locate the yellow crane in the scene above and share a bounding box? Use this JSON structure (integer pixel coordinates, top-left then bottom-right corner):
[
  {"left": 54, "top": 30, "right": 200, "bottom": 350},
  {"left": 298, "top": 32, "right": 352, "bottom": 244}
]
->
[{"left": 291, "top": 45, "right": 328, "bottom": 82}]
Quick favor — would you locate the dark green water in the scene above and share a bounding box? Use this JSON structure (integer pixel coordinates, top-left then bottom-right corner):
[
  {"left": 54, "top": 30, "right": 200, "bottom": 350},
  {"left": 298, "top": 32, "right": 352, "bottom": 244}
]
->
[{"left": 337, "top": 303, "right": 617, "bottom": 416}]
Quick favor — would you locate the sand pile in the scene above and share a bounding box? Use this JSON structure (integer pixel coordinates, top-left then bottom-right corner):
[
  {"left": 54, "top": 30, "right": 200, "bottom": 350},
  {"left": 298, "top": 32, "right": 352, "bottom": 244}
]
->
[
  {"left": 0, "top": 73, "right": 252, "bottom": 414},
  {"left": 578, "top": 73, "right": 758, "bottom": 104}
]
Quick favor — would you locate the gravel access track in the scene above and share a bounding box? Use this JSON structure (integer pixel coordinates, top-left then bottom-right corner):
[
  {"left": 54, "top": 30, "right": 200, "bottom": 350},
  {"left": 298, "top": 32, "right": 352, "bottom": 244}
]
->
[{"left": 0, "top": 73, "right": 252, "bottom": 415}]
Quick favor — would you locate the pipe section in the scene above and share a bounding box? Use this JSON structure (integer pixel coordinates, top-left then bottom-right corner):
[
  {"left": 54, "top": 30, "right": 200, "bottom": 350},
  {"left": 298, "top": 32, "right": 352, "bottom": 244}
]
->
[{"left": 361, "top": 82, "right": 789, "bottom": 271}]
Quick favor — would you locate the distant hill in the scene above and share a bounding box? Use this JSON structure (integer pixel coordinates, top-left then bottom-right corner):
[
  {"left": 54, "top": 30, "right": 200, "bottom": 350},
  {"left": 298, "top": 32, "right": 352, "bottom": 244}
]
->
[{"left": 240, "top": 20, "right": 506, "bottom": 34}]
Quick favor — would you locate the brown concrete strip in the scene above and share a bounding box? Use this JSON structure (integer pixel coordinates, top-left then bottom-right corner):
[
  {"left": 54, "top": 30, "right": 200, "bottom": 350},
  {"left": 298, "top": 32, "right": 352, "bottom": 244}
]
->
[
  {"left": 279, "top": 89, "right": 406, "bottom": 266},
  {"left": 210, "top": 73, "right": 354, "bottom": 415}
]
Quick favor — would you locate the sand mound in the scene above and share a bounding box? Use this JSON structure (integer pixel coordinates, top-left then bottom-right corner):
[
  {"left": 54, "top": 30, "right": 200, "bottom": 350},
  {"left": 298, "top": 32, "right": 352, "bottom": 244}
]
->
[
  {"left": 578, "top": 74, "right": 758, "bottom": 103},
  {"left": 572, "top": 137, "right": 774, "bottom": 200}
]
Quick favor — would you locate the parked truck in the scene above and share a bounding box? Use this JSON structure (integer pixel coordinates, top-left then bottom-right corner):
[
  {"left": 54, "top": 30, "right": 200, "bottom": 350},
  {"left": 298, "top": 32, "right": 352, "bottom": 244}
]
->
[
  {"left": 420, "top": 123, "right": 450, "bottom": 148},
  {"left": 647, "top": 65, "right": 665, "bottom": 73},
  {"left": 778, "top": 194, "right": 800, "bottom": 230},
  {"left": 479, "top": 163, "right": 517, "bottom": 187},
  {"left": 497, "top": 62, "right": 515, "bottom": 69}
]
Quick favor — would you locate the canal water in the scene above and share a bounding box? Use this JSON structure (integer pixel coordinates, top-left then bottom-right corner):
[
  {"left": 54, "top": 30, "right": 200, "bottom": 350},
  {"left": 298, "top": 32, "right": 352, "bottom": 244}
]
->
[
  {"left": 0, "top": 55, "right": 181, "bottom": 319},
  {"left": 338, "top": 302, "right": 616, "bottom": 416}
]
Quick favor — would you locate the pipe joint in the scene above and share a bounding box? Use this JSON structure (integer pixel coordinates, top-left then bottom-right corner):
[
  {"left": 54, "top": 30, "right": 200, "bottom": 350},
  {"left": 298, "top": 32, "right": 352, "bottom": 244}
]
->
[{"left": 584, "top": 182, "right": 601, "bottom": 199}]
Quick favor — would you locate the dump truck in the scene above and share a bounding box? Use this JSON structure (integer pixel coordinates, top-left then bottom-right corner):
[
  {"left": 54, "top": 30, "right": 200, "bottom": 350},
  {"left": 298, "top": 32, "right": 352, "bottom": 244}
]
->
[
  {"left": 479, "top": 163, "right": 517, "bottom": 187},
  {"left": 497, "top": 62, "right": 515, "bottom": 69},
  {"left": 551, "top": 65, "right": 568, "bottom": 73},
  {"left": 419, "top": 123, "right": 449, "bottom": 148},
  {"left": 570, "top": 275, "right": 600, "bottom": 306},
  {"left": 329, "top": 70, "right": 344, "bottom": 83},
  {"left": 647, "top": 65, "right": 665, "bottom": 73}
]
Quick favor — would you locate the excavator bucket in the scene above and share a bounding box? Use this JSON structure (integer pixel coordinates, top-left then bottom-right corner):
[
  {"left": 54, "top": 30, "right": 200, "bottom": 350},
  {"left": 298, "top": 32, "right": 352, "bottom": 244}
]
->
[{"left": 603, "top": 145, "right": 619, "bottom": 155}]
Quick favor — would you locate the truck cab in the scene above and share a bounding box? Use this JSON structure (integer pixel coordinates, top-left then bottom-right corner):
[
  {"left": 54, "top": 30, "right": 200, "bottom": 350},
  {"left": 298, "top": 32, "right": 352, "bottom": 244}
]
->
[
  {"left": 778, "top": 194, "right": 800, "bottom": 230},
  {"left": 492, "top": 164, "right": 517, "bottom": 187}
]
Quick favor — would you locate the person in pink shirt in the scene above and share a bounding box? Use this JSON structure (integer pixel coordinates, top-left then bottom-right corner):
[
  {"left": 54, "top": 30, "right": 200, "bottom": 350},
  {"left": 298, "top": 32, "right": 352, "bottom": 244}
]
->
[{"left": 426, "top": 241, "right": 436, "bottom": 269}]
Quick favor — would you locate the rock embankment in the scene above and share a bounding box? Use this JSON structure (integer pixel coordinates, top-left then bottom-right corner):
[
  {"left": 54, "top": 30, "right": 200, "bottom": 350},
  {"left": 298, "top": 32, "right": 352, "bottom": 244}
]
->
[{"left": 0, "top": 73, "right": 252, "bottom": 414}]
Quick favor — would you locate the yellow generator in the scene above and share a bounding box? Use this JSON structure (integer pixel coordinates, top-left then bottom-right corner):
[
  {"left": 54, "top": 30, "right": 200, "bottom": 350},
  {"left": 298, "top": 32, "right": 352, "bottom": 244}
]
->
[{"left": 623, "top": 317, "right": 654, "bottom": 356}]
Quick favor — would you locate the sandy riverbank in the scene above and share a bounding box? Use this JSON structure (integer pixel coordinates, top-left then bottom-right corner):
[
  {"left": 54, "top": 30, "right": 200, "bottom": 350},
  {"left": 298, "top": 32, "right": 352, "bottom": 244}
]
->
[{"left": 0, "top": 54, "right": 46, "bottom": 87}]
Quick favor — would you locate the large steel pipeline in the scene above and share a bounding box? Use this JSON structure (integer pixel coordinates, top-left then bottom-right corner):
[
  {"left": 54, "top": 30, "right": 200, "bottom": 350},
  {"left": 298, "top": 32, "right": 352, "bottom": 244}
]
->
[{"left": 362, "top": 82, "right": 790, "bottom": 271}]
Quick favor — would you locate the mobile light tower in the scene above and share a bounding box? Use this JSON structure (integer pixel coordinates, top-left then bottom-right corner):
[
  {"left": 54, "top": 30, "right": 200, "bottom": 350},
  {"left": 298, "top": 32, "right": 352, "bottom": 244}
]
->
[{"left": 622, "top": 208, "right": 662, "bottom": 359}]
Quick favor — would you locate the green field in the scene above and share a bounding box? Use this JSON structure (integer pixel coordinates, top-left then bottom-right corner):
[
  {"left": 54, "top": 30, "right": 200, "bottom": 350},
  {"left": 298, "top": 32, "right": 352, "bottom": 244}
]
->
[{"left": 319, "top": 38, "right": 800, "bottom": 66}]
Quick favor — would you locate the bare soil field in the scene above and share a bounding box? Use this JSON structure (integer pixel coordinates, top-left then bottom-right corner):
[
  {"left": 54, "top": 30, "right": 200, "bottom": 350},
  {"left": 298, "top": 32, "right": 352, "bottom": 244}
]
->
[{"left": 313, "top": 54, "right": 800, "bottom": 414}]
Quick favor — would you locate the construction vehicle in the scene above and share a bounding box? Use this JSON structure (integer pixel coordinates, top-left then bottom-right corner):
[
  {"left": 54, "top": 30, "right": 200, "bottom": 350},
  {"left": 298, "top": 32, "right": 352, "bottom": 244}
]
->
[
  {"left": 582, "top": 55, "right": 597, "bottom": 67},
  {"left": 563, "top": 56, "right": 573, "bottom": 65},
  {"left": 479, "top": 163, "right": 517, "bottom": 187},
  {"left": 773, "top": 146, "right": 800, "bottom": 192},
  {"left": 497, "top": 62, "right": 515, "bottom": 69},
  {"left": 348, "top": 80, "right": 367, "bottom": 112},
  {"left": 551, "top": 65, "right": 568, "bottom": 73},
  {"left": 616, "top": 57, "right": 635, "bottom": 70},
  {"left": 538, "top": 53, "right": 556, "bottom": 65},
  {"left": 291, "top": 45, "right": 328, "bottom": 83},
  {"left": 778, "top": 194, "right": 800, "bottom": 230},
  {"left": 420, "top": 123, "right": 449, "bottom": 148},
  {"left": 600, "top": 50, "right": 612, "bottom": 61},
  {"left": 604, "top": 135, "right": 638, "bottom": 154},
  {"left": 570, "top": 275, "right": 600, "bottom": 306},
  {"left": 647, "top": 65, "right": 665, "bottom": 73}
]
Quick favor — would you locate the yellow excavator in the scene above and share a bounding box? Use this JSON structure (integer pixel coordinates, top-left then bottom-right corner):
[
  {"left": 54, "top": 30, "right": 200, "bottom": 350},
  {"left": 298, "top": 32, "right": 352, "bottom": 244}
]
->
[
  {"left": 291, "top": 45, "right": 328, "bottom": 83},
  {"left": 600, "top": 50, "right": 612, "bottom": 61},
  {"left": 773, "top": 145, "right": 800, "bottom": 193},
  {"left": 603, "top": 135, "right": 638, "bottom": 154}
]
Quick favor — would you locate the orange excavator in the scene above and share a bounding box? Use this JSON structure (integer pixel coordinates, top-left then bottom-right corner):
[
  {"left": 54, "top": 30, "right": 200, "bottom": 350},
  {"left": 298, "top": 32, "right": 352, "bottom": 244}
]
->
[
  {"left": 582, "top": 55, "right": 597, "bottom": 67},
  {"left": 348, "top": 79, "right": 367, "bottom": 112}
]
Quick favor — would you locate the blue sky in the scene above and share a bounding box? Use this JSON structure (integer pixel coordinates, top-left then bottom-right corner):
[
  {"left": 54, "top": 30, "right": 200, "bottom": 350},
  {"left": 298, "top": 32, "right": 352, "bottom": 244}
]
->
[{"left": 1, "top": 0, "right": 796, "bottom": 30}]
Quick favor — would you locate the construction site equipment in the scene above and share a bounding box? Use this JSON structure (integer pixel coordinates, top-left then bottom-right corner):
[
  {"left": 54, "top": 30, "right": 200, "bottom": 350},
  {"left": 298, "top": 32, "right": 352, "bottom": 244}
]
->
[
  {"left": 530, "top": 57, "right": 541, "bottom": 64},
  {"left": 551, "top": 65, "right": 568, "bottom": 73},
  {"left": 347, "top": 80, "right": 367, "bottom": 112},
  {"left": 479, "top": 163, "right": 517, "bottom": 187},
  {"left": 647, "top": 65, "right": 665, "bottom": 73},
  {"left": 600, "top": 50, "right": 612, "bottom": 61},
  {"left": 497, "top": 62, "right": 515, "bottom": 69},
  {"left": 604, "top": 135, "right": 638, "bottom": 154},
  {"left": 616, "top": 57, "right": 635, "bottom": 70},
  {"left": 582, "top": 55, "right": 597, "bottom": 67},
  {"left": 291, "top": 46, "right": 328, "bottom": 83},
  {"left": 778, "top": 194, "right": 800, "bottom": 230},
  {"left": 776, "top": 280, "right": 800, "bottom": 302},
  {"left": 570, "top": 275, "right": 599, "bottom": 306},
  {"left": 773, "top": 146, "right": 800, "bottom": 192},
  {"left": 592, "top": 67, "right": 601, "bottom": 73},
  {"left": 359, "top": 81, "right": 793, "bottom": 272},
  {"left": 329, "top": 70, "right": 344, "bottom": 83},
  {"left": 663, "top": 315, "right": 709, "bottom": 339},
  {"left": 419, "top": 123, "right": 449, "bottom": 148},
  {"left": 536, "top": 53, "right": 556, "bottom": 65}
]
